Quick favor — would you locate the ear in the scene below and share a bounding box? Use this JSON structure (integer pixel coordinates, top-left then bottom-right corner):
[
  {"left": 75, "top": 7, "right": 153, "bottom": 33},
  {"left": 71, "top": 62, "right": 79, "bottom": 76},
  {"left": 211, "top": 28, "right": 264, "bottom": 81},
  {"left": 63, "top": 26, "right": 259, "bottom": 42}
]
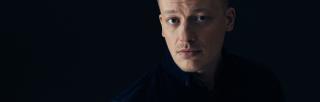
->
[
  {"left": 159, "top": 14, "right": 165, "bottom": 37},
  {"left": 225, "top": 8, "right": 236, "bottom": 32}
]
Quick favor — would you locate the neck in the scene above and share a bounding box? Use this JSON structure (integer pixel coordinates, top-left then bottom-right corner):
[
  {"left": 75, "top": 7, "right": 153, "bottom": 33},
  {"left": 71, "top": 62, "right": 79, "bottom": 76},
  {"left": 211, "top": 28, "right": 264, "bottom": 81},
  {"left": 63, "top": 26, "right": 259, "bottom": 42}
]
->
[{"left": 196, "top": 54, "right": 222, "bottom": 91}]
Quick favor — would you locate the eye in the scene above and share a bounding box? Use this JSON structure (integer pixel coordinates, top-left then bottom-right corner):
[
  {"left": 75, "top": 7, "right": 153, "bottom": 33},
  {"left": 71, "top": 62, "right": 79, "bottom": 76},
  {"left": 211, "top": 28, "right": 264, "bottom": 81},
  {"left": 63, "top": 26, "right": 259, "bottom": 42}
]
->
[
  {"left": 195, "top": 16, "right": 209, "bottom": 23},
  {"left": 167, "top": 17, "right": 180, "bottom": 25}
]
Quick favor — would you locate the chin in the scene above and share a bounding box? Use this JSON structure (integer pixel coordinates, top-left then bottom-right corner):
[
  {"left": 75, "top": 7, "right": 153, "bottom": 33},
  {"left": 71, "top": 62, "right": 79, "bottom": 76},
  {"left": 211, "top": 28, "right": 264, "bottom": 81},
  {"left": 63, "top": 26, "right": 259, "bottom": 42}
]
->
[
  {"left": 180, "top": 67, "right": 200, "bottom": 72},
  {"left": 176, "top": 60, "right": 202, "bottom": 72}
]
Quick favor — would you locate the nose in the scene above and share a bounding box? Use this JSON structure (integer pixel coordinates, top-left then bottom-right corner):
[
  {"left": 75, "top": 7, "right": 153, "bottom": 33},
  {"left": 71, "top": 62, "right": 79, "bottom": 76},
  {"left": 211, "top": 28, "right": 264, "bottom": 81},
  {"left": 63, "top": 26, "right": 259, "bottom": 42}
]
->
[{"left": 178, "top": 23, "right": 195, "bottom": 43}]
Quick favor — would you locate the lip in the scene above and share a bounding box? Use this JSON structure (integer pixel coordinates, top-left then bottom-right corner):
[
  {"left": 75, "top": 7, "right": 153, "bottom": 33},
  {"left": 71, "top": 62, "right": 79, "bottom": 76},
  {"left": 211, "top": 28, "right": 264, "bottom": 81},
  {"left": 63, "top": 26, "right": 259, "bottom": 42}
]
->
[
  {"left": 177, "top": 48, "right": 201, "bottom": 53},
  {"left": 177, "top": 49, "right": 201, "bottom": 59}
]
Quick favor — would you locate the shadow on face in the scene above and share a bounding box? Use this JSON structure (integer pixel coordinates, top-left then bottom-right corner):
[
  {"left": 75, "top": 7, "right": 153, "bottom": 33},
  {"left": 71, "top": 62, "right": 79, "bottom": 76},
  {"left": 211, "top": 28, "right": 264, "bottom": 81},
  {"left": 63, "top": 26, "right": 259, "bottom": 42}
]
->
[{"left": 158, "top": 0, "right": 236, "bottom": 72}]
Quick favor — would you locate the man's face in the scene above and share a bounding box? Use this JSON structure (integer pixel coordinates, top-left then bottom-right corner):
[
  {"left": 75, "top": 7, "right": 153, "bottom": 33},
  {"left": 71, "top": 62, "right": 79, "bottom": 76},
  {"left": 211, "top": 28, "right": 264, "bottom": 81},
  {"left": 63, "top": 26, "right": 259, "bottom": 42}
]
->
[{"left": 159, "top": 0, "right": 235, "bottom": 72}]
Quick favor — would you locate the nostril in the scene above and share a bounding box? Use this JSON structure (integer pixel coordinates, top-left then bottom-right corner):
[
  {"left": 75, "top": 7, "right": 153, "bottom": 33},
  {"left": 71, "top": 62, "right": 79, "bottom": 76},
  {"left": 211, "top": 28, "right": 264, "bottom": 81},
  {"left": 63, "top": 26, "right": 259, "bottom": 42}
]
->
[
  {"left": 187, "top": 39, "right": 195, "bottom": 44},
  {"left": 178, "top": 38, "right": 195, "bottom": 43}
]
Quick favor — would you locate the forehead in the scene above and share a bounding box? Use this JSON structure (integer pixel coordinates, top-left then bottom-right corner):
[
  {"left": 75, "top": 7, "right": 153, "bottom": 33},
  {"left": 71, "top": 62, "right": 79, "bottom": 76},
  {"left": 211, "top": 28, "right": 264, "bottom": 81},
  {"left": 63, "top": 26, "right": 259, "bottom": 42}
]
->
[{"left": 158, "top": 0, "right": 223, "bottom": 14}]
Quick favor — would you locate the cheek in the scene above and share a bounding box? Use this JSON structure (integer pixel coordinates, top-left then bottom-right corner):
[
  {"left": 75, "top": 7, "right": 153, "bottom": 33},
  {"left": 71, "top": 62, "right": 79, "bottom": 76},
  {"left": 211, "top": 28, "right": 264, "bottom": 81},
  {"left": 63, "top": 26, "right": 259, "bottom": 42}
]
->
[
  {"left": 163, "top": 28, "right": 178, "bottom": 48},
  {"left": 201, "top": 27, "right": 225, "bottom": 42},
  {"left": 199, "top": 20, "right": 226, "bottom": 40},
  {"left": 199, "top": 27, "right": 225, "bottom": 52},
  {"left": 164, "top": 34, "right": 177, "bottom": 54}
]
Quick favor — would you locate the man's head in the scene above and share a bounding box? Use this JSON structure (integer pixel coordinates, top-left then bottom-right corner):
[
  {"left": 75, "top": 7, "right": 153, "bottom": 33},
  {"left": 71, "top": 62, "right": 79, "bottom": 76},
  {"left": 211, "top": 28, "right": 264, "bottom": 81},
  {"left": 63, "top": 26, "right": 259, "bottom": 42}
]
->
[{"left": 158, "top": 0, "right": 236, "bottom": 72}]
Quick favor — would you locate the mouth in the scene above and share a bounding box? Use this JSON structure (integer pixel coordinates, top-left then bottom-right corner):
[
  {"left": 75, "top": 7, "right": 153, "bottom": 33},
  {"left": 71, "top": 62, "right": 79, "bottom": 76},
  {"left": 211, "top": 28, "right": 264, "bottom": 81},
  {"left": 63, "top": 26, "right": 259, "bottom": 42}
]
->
[{"left": 177, "top": 49, "right": 202, "bottom": 59}]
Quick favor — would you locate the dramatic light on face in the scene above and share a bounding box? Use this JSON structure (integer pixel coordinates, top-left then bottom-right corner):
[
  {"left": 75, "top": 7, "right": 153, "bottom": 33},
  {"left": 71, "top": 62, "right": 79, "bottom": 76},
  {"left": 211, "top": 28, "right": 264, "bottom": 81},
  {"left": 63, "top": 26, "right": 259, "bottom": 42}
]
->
[{"left": 159, "top": 0, "right": 235, "bottom": 72}]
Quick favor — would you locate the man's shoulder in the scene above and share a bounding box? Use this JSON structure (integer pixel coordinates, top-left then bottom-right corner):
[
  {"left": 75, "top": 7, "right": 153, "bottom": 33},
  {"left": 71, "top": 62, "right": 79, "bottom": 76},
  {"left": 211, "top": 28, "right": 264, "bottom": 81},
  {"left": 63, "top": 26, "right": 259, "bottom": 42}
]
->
[
  {"left": 222, "top": 51, "right": 274, "bottom": 76},
  {"left": 221, "top": 52, "right": 284, "bottom": 101},
  {"left": 222, "top": 52, "right": 280, "bottom": 84}
]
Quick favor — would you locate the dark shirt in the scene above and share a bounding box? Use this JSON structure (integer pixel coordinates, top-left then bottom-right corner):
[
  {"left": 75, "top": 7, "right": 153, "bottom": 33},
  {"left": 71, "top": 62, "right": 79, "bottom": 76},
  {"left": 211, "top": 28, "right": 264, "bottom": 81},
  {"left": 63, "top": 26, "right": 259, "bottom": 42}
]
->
[{"left": 112, "top": 51, "right": 284, "bottom": 102}]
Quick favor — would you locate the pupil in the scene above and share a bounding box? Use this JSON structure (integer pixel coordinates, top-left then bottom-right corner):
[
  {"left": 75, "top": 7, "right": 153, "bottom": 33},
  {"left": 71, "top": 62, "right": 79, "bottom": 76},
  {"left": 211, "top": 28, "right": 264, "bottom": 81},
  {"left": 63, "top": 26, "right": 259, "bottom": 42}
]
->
[
  {"left": 171, "top": 19, "right": 176, "bottom": 23},
  {"left": 198, "top": 16, "right": 204, "bottom": 21}
]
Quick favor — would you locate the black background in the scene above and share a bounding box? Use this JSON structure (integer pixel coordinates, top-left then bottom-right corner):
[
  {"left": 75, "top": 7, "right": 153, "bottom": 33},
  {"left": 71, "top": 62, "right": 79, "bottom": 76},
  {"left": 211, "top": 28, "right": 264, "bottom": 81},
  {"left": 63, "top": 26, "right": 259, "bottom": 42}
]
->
[{"left": 5, "top": 0, "right": 320, "bottom": 102}]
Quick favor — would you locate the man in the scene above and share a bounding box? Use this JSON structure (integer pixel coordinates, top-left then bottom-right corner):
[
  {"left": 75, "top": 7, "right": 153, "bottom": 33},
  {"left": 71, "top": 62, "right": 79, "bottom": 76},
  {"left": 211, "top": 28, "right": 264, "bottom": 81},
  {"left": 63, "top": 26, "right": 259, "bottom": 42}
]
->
[{"left": 112, "top": 0, "right": 283, "bottom": 102}]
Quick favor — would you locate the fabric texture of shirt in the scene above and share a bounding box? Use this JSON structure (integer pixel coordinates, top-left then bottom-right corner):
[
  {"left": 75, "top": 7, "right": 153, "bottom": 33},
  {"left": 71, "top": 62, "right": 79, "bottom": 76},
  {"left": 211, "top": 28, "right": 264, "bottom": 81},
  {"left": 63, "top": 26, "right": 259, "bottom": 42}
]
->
[{"left": 112, "top": 50, "right": 284, "bottom": 102}]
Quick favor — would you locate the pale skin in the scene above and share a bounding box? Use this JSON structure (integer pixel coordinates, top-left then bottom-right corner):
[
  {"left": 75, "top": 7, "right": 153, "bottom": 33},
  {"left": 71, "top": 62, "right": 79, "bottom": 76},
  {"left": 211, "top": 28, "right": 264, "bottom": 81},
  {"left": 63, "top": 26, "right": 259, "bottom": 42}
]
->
[{"left": 158, "top": 0, "right": 236, "bottom": 90}]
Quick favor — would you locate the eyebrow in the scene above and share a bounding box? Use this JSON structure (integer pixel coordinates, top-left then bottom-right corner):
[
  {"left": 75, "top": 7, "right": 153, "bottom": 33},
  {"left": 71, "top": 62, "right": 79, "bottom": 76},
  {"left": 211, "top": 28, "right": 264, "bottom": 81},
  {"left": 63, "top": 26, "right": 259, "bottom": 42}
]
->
[{"left": 192, "top": 8, "right": 210, "bottom": 13}]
